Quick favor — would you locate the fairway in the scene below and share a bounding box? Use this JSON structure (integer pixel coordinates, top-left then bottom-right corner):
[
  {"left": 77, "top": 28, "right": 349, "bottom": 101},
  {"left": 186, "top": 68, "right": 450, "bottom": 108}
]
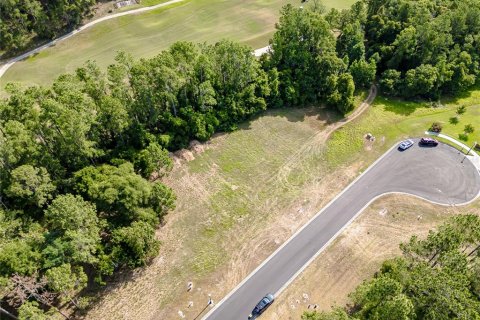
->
[{"left": 0, "top": 0, "right": 356, "bottom": 90}]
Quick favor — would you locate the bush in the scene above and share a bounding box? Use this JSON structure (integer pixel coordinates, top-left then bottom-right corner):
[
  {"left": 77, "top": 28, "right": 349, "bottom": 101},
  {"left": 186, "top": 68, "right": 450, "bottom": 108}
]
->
[
  {"left": 429, "top": 122, "right": 443, "bottom": 133},
  {"left": 459, "top": 133, "right": 469, "bottom": 141},
  {"left": 449, "top": 117, "right": 459, "bottom": 125},
  {"left": 464, "top": 124, "right": 475, "bottom": 134},
  {"left": 456, "top": 105, "right": 467, "bottom": 115}
]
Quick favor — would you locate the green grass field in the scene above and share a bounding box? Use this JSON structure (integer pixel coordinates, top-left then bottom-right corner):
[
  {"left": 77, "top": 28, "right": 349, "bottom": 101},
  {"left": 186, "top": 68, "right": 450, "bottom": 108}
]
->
[
  {"left": 327, "top": 87, "right": 480, "bottom": 167},
  {"left": 0, "top": 0, "right": 356, "bottom": 91},
  {"left": 84, "top": 87, "right": 480, "bottom": 319}
]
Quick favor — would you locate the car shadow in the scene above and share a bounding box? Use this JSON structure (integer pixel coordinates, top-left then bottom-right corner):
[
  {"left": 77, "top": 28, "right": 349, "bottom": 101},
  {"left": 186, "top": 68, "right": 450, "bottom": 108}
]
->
[{"left": 418, "top": 144, "right": 438, "bottom": 148}]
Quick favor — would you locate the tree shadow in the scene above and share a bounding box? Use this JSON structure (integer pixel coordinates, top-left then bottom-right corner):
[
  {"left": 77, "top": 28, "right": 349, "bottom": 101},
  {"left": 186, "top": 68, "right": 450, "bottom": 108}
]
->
[
  {"left": 237, "top": 105, "right": 343, "bottom": 132},
  {"left": 442, "top": 83, "right": 480, "bottom": 105},
  {"left": 380, "top": 96, "right": 428, "bottom": 116}
]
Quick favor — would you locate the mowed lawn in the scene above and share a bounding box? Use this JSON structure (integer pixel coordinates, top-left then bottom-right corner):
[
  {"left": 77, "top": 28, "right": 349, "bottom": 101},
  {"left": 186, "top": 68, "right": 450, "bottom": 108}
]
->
[
  {"left": 326, "top": 87, "right": 480, "bottom": 167},
  {"left": 0, "top": 0, "right": 356, "bottom": 90}
]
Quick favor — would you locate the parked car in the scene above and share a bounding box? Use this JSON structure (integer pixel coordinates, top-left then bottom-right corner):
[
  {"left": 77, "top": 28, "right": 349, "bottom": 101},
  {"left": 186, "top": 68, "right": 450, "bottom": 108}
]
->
[
  {"left": 419, "top": 137, "right": 439, "bottom": 146},
  {"left": 398, "top": 139, "right": 414, "bottom": 150},
  {"left": 248, "top": 294, "right": 274, "bottom": 319}
]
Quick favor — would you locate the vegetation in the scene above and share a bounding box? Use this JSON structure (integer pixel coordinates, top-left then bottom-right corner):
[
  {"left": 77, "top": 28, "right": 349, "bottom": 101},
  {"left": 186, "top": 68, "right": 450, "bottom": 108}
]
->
[
  {"left": 263, "top": 4, "right": 358, "bottom": 113},
  {"left": 0, "top": 28, "right": 354, "bottom": 317},
  {"left": 0, "top": 0, "right": 95, "bottom": 54},
  {"left": 362, "top": 0, "right": 480, "bottom": 98},
  {"left": 2, "top": 0, "right": 480, "bottom": 318},
  {"left": 302, "top": 215, "right": 480, "bottom": 320},
  {"left": 0, "top": 0, "right": 359, "bottom": 91}
]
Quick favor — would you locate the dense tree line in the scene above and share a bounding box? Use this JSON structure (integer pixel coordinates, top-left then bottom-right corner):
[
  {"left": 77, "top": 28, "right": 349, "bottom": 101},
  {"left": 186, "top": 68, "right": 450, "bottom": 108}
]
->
[
  {"left": 303, "top": 214, "right": 480, "bottom": 320},
  {"left": 3, "top": 0, "right": 480, "bottom": 317},
  {"left": 262, "top": 4, "right": 357, "bottom": 113},
  {"left": 324, "top": 0, "right": 480, "bottom": 98},
  {"left": 0, "top": 4, "right": 358, "bottom": 314},
  {"left": 0, "top": 0, "right": 95, "bottom": 54},
  {"left": 363, "top": 0, "right": 480, "bottom": 98}
]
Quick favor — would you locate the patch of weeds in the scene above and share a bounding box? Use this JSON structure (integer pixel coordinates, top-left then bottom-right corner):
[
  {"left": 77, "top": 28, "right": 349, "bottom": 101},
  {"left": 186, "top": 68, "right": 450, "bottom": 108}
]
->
[
  {"left": 449, "top": 116, "right": 459, "bottom": 125},
  {"left": 459, "top": 133, "right": 469, "bottom": 141},
  {"left": 190, "top": 240, "right": 226, "bottom": 275},
  {"left": 464, "top": 124, "right": 475, "bottom": 134}
]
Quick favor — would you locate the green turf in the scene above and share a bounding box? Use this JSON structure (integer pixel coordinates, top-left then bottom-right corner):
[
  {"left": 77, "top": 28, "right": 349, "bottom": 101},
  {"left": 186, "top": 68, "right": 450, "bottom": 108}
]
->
[
  {"left": 0, "top": 0, "right": 356, "bottom": 91},
  {"left": 326, "top": 88, "right": 480, "bottom": 168}
]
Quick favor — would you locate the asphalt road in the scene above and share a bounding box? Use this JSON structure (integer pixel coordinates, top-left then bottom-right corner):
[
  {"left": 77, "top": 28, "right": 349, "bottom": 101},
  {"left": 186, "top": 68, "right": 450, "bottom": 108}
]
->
[{"left": 203, "top": 139, "right": 480, "bottom": 320}]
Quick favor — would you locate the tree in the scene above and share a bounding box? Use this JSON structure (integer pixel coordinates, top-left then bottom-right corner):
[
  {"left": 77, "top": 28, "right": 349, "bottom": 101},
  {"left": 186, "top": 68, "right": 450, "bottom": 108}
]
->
[
  {"left": 268, "top": 4, "right": 339, "bottom": 105},
  {"left": 364, "top": 0, "right": 480, "bottom": 97},
  {"left": 111, "top": 221, "right": 160, "bottom": 267},
  {"left": 309, "top": 215, "right": 480, "bottom": 320},
  {"left": 403, "top": 64, "right": 439, "bottom": 98},
  {"left": 45, "top": 263, "right": 87, "bottom": 306},
  {"left": 18, "top": 301, "right": 49, "bottom": 320},
  {"left": 43, "top": 194, "right": 100, "bottom": 266},
  {"left": 135, "top": 142, "right": 173, "bottom": 179},
  {"left": 379, "top": 70, "right": 402, "bottom": 96},
  {"left": 6, "top": 165, "right": 55, "bottom": 207},
  {"left": 338, "top": 73, "right": 356, "bottom": 114},
  {"left": 0, "top": 240, "right": 42, "bottom": 276},
  {"left": 0, "top": 0, "right": 94, "bottom": 54},
  {"left": 349, "top": 58, "right": 377, "bottom": 88},
  {"left": 457, "top": 105, "right": 467, "bottom": 115},
  {"left": 337, "top": 22, "right": 366, "bottom": 62},
  {"left": 464, "top": 124, "right": 475, "bottom": 134},
  {"left": 74, "top": 163, "right": 153, "bottom": 223},
  {"left": 150, "top": 182, "right": 176, "bottom": 219}
]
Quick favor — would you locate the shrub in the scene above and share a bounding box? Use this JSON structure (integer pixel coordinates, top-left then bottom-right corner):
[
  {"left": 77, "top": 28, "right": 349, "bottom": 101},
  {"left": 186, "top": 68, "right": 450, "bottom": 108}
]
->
[
  {"left": 459, "top": 133, "right": 469, "bottom": 141},
  {"left": 449, "top": 117, "right": 459, "bottom": 125},
  {"left": 456, "top": 105, "right": 467, "bottom": 115},
  {"left": 429, "top": 122, "right": 443, "bottom": 133},
  {"left": 464, "top": 124, "right": 475, "bottom": 134}
]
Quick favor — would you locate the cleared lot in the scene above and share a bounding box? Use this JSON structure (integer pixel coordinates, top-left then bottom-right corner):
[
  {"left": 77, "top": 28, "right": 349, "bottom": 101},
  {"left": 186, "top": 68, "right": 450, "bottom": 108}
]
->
[{"left": 205, "top": 140, "right": 480, "bottom": 320}]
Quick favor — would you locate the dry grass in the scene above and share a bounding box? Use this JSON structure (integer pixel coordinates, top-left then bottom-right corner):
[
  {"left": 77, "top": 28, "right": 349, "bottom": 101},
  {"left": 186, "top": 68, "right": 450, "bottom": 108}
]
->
[
  {"left": 82, "top": 86, "right": 480, "bottom": 320},
  {"left": 83, "top": 106, "right": 359, "bottom": 320},
  {"left": 262, "top": 195, "right": 480, "bottom": 320}
]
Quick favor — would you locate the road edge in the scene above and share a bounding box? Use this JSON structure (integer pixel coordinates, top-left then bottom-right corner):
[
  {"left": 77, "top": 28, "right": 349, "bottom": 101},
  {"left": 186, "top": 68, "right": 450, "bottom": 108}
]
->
[{"left": 202, "top": 140, "right": 480, "bottom": 319}]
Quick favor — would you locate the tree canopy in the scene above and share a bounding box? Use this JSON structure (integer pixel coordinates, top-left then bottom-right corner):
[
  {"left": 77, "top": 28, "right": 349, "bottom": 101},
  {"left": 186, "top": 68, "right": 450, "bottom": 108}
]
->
[
  {"left": 0, "top": 0, "right": 94, "bottom": 54},
  {"left": 363, "top": 0, "right": 480, "bottom": 98},
  {"left": 303, "top": 215, "right": 480, "bottom": 320}
]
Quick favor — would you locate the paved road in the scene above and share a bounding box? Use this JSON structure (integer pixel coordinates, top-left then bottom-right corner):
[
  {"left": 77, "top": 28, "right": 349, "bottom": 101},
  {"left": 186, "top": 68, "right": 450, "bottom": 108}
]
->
[{"left": 203, "top": 139, "right": 480, "bottom": 320}]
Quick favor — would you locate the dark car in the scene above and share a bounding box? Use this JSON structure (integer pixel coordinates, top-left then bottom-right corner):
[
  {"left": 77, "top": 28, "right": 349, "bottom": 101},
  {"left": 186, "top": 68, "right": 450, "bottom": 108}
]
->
[
  {"left": 420, "top": 137, "right": 439, "bottom": 146},
  {"left": 248, "top": 294, "right": 274, "bottom": 319}
]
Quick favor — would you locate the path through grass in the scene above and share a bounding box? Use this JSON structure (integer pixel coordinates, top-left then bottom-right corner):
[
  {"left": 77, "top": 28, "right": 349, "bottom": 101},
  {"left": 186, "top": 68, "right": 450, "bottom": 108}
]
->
[{"left": 84, "top": 88, "right": 480, "bottom": 320}]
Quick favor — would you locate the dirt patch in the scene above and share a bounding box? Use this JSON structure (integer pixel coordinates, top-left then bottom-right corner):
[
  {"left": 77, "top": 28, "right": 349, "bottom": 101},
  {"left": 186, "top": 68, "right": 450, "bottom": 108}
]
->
[
  {"left": 174, "top": 149, "right": 195, "bottom": 162},
  {"left": 189, "top": 140, "right": 206, "bottom": 154},
  {"left": 263, "top": 195, "right": 480, "bottom": 320}
]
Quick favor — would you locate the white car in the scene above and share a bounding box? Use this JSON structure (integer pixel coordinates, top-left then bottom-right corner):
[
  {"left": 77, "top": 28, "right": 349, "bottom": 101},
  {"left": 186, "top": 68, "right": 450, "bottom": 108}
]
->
[{"left": 398, "top": 139, "right": 414, "bottom": 150}]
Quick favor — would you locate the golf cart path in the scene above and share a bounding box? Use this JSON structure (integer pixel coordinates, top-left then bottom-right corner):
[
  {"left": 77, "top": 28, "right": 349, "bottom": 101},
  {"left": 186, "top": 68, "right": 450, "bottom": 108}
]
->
[
  {"left": 0, "top": 0, "right": 185, "bottom": 79},
  {"left": 203, "top": 139, "right": 480, "bottom": 320}
]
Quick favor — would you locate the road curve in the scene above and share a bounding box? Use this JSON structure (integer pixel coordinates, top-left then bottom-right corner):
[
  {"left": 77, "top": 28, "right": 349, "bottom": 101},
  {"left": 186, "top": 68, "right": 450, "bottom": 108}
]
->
[
  {"left": 0, "top": 0, "right": 185, "bottom": 79},
  {"left": 203, "top": 140, "right": 480, "bottom": 320}
]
